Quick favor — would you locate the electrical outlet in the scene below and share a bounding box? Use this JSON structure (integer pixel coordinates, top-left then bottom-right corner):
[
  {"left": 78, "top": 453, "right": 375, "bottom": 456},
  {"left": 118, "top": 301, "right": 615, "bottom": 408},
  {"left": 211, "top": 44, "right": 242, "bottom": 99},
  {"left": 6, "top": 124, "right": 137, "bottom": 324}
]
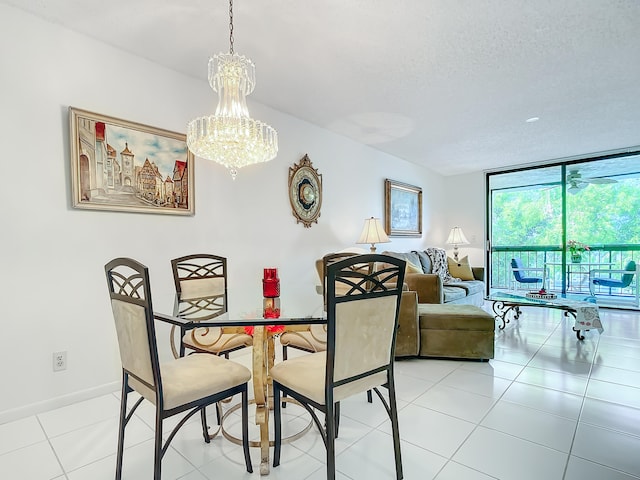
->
[{"left": 53, "top": 351, "right": 67, "bottom": 372}]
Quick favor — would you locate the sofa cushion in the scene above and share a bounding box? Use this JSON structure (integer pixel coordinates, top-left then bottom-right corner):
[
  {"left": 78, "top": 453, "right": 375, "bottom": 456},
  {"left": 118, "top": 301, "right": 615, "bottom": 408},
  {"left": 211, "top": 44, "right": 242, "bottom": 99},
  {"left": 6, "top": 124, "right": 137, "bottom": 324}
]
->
[
  {"left": 405, "top": 261, "right": 423, "bottom": 274},
  {"left": 414, "top": 251, "right": 432, "bottom": 274},
  {"left": 447, "top": 256, "right": 474, "bottom": 281},
  {"left": 418, "top": 304, "right": 494, "bottom": 331},
  {"left": 417, "top": 305, "right": 494, "bottom": 360},
  {"left": 385, "top": 249, "right": 485, "bottom": 307},
  {"left": 382, "top": 251, "right": 423, "bottom": 272},
  {"left": 443, "top": 280, "right": 485, "bottom": 296},
  {"left": 442, "top": 286, "right": 467, "bottom": 303}
]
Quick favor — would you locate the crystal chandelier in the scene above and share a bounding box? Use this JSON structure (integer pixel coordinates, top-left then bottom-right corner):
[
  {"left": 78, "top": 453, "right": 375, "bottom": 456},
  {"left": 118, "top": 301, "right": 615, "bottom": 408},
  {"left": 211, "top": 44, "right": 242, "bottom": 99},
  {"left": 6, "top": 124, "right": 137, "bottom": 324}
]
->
[{"left": 187, "top": 0, "right": 278, "bottom": 179}]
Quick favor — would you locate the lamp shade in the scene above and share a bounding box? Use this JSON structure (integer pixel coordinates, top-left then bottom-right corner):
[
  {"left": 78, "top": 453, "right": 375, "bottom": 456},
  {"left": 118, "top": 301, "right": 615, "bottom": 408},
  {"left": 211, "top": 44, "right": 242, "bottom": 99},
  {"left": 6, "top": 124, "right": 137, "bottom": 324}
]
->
[
  {"left": 446, "top": 227, "right": 470, "bottom": 245},
  {"left": 356, "top": 217, "right": 390, "bottom": 247}
]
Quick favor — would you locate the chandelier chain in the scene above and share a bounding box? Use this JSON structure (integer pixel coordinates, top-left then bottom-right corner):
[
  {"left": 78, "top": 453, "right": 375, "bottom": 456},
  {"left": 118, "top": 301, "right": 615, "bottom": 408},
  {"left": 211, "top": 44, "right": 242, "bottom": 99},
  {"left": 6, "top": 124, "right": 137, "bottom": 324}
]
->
[{"left": 228, "top": 0, "right": 234, "bottom": 54}]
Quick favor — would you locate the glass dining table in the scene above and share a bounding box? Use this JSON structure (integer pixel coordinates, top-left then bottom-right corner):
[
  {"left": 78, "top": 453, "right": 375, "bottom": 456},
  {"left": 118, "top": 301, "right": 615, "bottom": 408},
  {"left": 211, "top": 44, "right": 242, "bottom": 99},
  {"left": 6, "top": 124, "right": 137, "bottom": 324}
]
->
[{"left": 164, "top": 293, "right": 326, "bottom": 475}]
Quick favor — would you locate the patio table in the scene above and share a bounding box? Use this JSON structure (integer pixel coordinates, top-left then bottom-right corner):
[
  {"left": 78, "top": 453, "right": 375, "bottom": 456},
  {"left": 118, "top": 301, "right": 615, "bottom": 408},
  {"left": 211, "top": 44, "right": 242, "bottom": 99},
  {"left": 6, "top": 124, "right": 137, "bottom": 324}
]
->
[{"left": 545, "top": 261, "right": 614, "bottom": 292}]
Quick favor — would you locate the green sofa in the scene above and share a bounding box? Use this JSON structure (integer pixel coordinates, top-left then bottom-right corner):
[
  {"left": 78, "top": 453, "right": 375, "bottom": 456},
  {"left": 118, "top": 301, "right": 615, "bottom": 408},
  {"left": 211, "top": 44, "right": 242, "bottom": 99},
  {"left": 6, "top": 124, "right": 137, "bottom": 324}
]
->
[
  {"left": 309, "top": 251, "right": 494, "bottom": 360},
  {"left": 382, "top": 250, "right": 486, "bottom": 306},
  {"left": 385, "top": 250, "right": 494, "bottom": 360},
  {"left": 395, "top": 294, "right": 494, "bottom": 360}
]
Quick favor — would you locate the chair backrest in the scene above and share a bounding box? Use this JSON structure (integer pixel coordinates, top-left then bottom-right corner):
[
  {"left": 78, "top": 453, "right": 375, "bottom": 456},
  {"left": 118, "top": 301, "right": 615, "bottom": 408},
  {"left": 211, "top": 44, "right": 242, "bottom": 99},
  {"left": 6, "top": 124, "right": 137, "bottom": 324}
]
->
[
  {"left": 511, "top": 258, "right": 525, "bottom": 282},
  {"left": 105, "top": 258, "right": 160, "bottom": 394},
  {"left": 621, "top": 260, "right": 637, "bottom": 287},
  {"left": 171, "top": 254, "right": 227, "bottom": 319},
  {"left": 325, "top": 254, "right": 405, "bottom": 399},
  {"left": 316, "top": 252, "right": 364, "bottom": 308}
]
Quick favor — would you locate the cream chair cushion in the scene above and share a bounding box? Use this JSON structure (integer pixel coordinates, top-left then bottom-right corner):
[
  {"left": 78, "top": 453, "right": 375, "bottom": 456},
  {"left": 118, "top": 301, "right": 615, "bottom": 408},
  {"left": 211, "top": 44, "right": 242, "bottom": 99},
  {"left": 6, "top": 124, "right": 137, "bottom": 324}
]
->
[
  {"left": 129, "top": 354, "right": 251, "bottom": 410},
  {"left": 179, "top": 277, "right": 225, "bottom": 299},
  {"left": 272, "top": 296, "right": 396, "bottom": 404},
  {"left": 333, "top": 297, "right": 396, "bottom": 381},
  {"left": 111, "top": 300, "right": 154, "bottom": 387},
  {"left": 271, "top": 352, "right": 386, "bottom": 404}
]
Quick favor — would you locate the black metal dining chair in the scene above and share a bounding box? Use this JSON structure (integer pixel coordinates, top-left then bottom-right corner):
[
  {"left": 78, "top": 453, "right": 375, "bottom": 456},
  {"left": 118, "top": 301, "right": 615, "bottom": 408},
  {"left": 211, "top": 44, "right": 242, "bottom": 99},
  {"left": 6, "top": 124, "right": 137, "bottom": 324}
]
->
[
  {"left": 279, "top": 252, "right": 374, "bottom": 408},
  {"left": 170, "top": 254, "right": 253, "bottom": 359},
  {"left": 105, "top": 257, "right": 253, "bottom": 479},
  {"left": 271, "top": 253, "right": 406, "bottom": 480}
]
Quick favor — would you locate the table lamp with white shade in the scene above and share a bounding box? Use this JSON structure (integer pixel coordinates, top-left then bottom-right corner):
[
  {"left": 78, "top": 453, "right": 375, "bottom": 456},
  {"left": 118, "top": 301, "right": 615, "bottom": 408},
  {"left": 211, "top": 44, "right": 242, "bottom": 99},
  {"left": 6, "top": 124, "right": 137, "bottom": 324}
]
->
[
  {"left": 356, "top": 217, "right": 390, "bottom": 253},
  {"left": 446, "top": 226, "right": 470, "bottom": 261}
]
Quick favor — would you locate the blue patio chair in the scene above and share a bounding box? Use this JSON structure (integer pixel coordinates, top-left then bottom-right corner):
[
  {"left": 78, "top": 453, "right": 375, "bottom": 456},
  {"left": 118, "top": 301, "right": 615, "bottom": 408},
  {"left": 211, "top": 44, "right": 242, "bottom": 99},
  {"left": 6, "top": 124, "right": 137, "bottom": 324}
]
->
[
  {"left": 511, "top": 258, "right": 544, "bottom": 290},
  {"left": 589, "top": 260, "right": 639, "bottom": 307}
]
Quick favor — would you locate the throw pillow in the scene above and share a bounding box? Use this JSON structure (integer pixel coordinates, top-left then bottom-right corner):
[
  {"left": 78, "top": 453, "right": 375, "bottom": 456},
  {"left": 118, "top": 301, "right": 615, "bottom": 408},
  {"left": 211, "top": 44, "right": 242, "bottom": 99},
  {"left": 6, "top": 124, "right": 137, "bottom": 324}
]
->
[
  {"left": 447, "top": 256, "right": 475, "bottom": 281},
  {"left": 414, "top": 250, "right": 432, "bottom": 273},
  {"left": 406, "top": 261, "right": 423, "bottom": 274}
]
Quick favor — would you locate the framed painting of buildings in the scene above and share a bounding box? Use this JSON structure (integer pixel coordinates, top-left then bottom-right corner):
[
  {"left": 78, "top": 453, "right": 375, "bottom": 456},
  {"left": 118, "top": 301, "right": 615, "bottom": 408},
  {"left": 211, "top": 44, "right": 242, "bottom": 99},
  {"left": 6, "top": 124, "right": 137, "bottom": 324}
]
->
[
  {"left": 384, "top": 179, "right": 422, "bottom": 237},
  {"left": 69, "top": 107, "right": 195, "bottom": 215}
]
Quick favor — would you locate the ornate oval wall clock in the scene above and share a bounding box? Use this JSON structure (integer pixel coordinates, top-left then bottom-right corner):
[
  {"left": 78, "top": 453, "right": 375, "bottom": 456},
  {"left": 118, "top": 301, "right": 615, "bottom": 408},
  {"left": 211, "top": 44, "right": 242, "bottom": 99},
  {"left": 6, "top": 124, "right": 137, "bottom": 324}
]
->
[{"left": 288, "top": 154, "right": 322, "bottom": 228}]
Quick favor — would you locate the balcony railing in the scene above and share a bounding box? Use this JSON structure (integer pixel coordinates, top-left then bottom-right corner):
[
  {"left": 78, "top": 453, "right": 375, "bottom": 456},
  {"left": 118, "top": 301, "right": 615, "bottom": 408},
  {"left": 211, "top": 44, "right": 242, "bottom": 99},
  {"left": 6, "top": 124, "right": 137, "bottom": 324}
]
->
[{"left": 491, "top": 244, "right": 640, "bottom": 309}]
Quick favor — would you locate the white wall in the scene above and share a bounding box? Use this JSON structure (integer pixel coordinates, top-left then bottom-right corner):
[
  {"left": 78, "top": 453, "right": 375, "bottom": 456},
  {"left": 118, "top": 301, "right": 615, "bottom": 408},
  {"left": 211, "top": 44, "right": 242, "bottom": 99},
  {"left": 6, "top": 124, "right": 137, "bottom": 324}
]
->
[
  {"left": 443, "top": 172, "right": 487, "bottom": 267},
  {"left": 0, "top": 5, "right": 450, "bottom": 421}
]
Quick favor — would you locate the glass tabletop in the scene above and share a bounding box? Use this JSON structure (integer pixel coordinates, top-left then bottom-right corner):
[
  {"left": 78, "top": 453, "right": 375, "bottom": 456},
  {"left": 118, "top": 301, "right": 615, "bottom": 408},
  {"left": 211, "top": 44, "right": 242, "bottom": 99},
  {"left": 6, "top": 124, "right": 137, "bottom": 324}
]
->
[
  {"left": 486, "top": 291, "right": 597, "bottom": 307},
  {"left": 171, "top": 293, "right": 325, "bottom": 327}
]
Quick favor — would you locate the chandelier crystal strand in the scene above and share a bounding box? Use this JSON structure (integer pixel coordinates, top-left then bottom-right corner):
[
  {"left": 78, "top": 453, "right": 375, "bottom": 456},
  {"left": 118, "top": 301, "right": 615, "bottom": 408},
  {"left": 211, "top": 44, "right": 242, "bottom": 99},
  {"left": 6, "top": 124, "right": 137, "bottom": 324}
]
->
[{"left": 186, "top": 0, "right": 277, "bottom": 179}]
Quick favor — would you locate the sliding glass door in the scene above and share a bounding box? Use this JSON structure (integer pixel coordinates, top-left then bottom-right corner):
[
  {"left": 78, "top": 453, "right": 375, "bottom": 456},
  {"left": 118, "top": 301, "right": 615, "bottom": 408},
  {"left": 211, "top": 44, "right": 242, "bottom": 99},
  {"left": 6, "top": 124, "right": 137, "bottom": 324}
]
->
[
  {"left": 486, "top": 152, "right": 640, "bottom": 309},
  {"left": 488, "top": 165, "right": 563, "bottom": 292}
]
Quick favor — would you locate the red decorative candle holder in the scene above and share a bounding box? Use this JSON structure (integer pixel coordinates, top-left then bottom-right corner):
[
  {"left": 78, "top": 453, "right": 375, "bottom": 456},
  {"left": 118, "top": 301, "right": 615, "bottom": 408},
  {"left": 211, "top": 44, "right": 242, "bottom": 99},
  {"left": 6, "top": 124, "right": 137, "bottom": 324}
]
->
[
  {"left": 262, "top": 268, "right": 280, "bottom": 318},
  {"left": 262, "top": 268, "right": 280, "bottom": 298}
]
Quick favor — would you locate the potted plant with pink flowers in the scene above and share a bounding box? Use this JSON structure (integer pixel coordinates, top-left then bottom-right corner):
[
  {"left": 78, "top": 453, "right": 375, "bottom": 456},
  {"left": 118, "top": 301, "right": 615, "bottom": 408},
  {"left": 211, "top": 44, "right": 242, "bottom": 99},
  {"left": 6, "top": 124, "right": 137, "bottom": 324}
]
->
[{"left": 568, "top": 240, "right": 590, "bottom": 263}]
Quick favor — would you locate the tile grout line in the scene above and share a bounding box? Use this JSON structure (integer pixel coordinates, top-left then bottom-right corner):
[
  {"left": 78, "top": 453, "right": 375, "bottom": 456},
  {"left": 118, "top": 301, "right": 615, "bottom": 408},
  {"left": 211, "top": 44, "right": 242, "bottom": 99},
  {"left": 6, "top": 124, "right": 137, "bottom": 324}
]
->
[
  {"left": 35, "top": 414, "right": 70, "bottom": 480},
  {"left": 389, "top": 304, "right": 544, "bottom": 477},
  {"left": 562, "top": 315, "right": 640, "bottom": 479},
  {"left": 438, "top": 305, "right": 575, "bottom": 477},
  {"left": 562, "top": 308, "right": 607, "bottom": 479}
]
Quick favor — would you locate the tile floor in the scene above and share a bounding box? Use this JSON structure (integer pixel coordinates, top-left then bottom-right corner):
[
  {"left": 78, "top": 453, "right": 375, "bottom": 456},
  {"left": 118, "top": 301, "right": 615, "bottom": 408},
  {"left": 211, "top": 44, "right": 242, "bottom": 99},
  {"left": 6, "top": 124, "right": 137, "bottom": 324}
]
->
[{"left": 2, "top": 304, "right": 640, "bottom": 479}]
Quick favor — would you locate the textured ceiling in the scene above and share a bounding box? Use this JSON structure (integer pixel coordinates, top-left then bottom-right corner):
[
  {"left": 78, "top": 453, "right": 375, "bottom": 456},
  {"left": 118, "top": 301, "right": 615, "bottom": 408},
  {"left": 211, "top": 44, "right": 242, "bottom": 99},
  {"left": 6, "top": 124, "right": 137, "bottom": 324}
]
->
[{"left": 6, "top": 0, "right": 640, "bottom": 176}]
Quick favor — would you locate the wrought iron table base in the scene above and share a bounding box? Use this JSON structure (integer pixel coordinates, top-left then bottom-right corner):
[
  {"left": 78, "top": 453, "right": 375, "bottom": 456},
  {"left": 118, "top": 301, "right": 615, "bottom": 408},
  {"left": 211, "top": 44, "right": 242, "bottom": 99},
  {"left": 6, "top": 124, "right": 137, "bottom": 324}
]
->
[
  {"left": 491, "top": 301, "right": 521, "bottom": 330},
  {"left": 491, "top": 300, "right": 588, "bottom": 340}
]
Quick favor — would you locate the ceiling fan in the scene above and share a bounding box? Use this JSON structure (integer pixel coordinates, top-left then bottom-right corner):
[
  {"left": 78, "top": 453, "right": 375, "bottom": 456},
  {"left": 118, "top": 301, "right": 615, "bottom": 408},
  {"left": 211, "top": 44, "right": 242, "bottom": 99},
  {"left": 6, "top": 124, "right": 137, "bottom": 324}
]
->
[{"left": 566, "top": 169, "right": 617, "bottom": 194}]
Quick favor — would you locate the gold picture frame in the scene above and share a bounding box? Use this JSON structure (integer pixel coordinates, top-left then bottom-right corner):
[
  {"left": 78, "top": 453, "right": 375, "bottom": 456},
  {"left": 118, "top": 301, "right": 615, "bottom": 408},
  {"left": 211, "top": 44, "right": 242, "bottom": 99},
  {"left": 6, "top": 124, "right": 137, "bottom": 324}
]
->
[
  {"left": 69, "top": 107, "right": 194, "bottom": 215},
  {"left": 384, "top": 179, "right": 422, "bottom": 237}
]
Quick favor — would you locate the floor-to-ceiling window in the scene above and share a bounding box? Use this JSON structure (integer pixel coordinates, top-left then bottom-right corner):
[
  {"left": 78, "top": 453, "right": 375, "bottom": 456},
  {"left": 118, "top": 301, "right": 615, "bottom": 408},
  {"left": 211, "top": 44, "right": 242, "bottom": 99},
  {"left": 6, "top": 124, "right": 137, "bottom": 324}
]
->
[{"left": 486, "top": 151, "right": 640, "bottom": 309}]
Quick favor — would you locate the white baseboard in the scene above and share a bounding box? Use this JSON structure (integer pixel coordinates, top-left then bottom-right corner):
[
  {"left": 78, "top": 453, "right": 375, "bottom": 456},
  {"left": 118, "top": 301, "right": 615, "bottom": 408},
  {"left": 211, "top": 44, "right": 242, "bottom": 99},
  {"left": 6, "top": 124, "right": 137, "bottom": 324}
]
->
[{"left": 0, "top": 382, "right": 120, "bottom": 425}]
